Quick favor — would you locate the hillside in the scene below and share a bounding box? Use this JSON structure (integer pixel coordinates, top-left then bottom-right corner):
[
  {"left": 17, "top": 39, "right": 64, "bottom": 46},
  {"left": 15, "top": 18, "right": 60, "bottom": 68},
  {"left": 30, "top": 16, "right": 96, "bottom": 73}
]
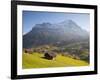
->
[{"left": 22, "top": 52, "right": 89, "bottom": 69}]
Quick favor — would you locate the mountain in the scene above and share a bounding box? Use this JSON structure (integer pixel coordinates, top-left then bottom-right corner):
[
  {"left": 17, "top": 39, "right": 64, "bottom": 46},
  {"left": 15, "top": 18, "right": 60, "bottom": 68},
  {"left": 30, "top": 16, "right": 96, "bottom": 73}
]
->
[{"left": 23, "top": 20, "right": 89, "bottom": 48}]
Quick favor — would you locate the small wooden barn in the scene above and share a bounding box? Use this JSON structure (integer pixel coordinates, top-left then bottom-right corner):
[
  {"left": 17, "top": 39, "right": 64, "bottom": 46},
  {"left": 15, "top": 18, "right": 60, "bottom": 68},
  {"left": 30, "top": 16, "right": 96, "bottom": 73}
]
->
[
  {"left": 24, "top": 49, "right": 33, "bottom": 54},
  {"left": 44, "top": 52, "right": 57, "bottom": 60}
]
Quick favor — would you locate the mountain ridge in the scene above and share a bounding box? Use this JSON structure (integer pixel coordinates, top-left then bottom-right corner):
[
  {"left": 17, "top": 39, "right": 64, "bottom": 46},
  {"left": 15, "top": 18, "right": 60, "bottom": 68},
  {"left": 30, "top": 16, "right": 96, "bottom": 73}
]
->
[{"left": 23, "top": 20, "right": 89, "bottom": 48}]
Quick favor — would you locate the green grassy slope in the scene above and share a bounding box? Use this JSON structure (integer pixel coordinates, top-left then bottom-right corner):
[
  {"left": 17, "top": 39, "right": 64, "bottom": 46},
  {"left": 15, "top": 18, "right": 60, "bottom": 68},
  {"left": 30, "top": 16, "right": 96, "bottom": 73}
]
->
[{"left": 22, "top": 52, "right": 89, "bottom": 69}]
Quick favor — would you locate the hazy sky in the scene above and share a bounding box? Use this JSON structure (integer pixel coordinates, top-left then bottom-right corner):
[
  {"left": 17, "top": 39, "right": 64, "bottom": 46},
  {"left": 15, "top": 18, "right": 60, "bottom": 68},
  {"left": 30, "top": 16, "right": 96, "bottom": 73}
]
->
[{"left": 22, "top": 11, "right": 90, "bottom": 35}]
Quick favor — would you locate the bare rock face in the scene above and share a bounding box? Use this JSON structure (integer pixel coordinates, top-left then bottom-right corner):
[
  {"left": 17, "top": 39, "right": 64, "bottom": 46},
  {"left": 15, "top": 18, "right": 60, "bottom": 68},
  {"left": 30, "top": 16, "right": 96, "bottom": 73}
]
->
[{"left": 23, "top": 20, "right": 89, "bottom": 48}]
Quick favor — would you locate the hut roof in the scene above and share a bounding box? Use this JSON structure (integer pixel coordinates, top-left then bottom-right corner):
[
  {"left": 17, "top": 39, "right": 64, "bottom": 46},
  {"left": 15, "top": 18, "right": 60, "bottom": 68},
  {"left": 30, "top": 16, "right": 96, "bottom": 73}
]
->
[
  {"left": 45, "top": 52, "right": 57, "bottom": 57},
  {"left": 25, "top": 49, "right": 33, "bottom": 51}
]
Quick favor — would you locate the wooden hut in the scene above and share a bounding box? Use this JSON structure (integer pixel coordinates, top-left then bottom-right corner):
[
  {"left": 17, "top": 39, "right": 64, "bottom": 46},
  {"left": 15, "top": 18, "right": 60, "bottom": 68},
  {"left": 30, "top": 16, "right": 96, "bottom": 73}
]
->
[
  {"left": 44, "top": 52, "right": 57, "bottom": 60},
  {"left": 24, "top": 49, "right": 33, "bottom": 54}
]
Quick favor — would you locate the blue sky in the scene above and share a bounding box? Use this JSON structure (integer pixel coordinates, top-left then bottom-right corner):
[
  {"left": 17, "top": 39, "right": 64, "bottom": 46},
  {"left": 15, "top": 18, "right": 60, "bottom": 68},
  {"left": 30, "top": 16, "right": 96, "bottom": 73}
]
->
[{"left": 22, "top": 11, "right": 90, "bottom": 35}]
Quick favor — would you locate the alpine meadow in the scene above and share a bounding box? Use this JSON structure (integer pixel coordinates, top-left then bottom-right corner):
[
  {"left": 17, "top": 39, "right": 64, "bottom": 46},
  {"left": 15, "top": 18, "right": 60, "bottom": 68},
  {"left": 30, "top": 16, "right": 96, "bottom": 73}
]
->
[{"left": 22, "top": 11, "right": 90, "bottom": 69}]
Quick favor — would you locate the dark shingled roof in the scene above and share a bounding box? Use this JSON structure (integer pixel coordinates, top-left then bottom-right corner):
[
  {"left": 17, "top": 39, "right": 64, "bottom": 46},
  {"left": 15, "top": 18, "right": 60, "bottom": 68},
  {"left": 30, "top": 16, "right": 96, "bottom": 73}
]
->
[{"left": 45, "top": 52, "right": 57, "bottom": 57}]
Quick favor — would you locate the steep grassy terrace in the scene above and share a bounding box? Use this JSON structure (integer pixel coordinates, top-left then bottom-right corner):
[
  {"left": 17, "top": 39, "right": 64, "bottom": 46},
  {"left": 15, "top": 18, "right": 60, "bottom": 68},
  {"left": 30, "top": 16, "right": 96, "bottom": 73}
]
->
[{"left": 22, "top": 52, "right": 89, "bottom": 69}]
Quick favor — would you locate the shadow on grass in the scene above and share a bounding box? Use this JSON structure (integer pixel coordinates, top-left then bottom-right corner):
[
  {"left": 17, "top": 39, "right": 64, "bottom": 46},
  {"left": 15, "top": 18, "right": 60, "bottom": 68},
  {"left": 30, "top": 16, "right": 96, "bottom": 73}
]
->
[{"left": 41, "top": 57, "right": 53, "bottom": 60}]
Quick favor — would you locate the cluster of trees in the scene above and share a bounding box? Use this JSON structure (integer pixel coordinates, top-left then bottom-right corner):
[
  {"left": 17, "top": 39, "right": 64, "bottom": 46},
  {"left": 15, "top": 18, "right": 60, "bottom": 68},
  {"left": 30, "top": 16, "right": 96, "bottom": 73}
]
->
[{"left": 59, "top": 47, "right": 89, "bottom": 63}]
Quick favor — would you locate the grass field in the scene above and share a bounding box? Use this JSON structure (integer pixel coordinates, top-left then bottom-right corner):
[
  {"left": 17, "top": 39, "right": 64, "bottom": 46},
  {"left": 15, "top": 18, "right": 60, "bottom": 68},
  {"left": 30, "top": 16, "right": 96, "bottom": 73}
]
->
[{"left": 22, "top": 52, "right": 89, "bottom": 69}]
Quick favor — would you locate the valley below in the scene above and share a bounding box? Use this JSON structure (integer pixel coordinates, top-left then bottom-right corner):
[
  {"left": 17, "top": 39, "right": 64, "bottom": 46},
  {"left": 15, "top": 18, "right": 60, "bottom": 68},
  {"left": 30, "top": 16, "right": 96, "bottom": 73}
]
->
[{"left": 22, "top": 41, "right": 89, "bottom": 69}]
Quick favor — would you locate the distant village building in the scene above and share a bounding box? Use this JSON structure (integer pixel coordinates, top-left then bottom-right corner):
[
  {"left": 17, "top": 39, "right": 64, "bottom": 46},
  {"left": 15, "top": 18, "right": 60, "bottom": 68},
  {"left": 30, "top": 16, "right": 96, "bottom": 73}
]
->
[{"left": 24, "top": 49, "right": 33, "bottom": 54}]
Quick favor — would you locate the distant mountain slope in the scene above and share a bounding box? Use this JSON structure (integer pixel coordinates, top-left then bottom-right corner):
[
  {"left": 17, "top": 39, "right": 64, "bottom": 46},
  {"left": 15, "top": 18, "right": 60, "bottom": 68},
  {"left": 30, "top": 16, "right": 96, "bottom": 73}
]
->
[{"left": 23, "top": 20, "right": 89, "bottom": 48}]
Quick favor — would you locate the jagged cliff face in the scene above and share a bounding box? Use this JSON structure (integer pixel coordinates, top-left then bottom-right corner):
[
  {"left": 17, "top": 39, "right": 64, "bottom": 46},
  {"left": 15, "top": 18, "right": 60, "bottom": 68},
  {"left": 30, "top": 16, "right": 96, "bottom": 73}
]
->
[{"left": 23, "top": 20, "right": 89, "bottom": 48}]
